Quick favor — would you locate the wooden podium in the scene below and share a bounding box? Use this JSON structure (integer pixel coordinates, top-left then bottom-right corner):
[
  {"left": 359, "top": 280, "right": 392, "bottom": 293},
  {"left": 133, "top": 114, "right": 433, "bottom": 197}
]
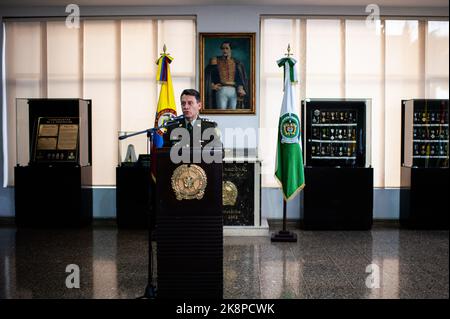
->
[{"left": 155, "top": 148, "right": 223, "bottom": 299}]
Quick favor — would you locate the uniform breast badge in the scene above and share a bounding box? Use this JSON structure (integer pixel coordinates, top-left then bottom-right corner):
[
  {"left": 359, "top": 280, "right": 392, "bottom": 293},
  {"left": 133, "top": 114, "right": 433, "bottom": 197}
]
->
[{"left": 171, "top": 164, "right": 207, "bottom": 200}]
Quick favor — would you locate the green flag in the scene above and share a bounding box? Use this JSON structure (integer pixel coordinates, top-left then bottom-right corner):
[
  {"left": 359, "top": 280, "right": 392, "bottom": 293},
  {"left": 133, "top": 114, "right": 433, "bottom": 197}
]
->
[{"left": 275, "top": 57, "right": 305, "bottom": 200}]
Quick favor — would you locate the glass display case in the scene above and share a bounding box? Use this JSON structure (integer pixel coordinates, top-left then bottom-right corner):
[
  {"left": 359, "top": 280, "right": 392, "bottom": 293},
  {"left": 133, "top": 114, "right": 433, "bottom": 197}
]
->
[
  {"left": 301, "top": 99, "right": 373, "bottom": 230},
  {"left": 14, "top": 98, "right": 93, "bottom": 227},
  {"left": 16, "top": 98, "right": 91, "bottom": 167},
  {"left": 402, "top": 99, "right": 449, "bottom": 168},
  {"left": 116, "top": 131, "right": 154, "bottom": 229},
  {"left": 118, "top": 131, "right": 152, "bottom": 167},
  {"left": 302, "top": 98, "right": 371, "bottom": 168},
  {"left": 400, "top": 99, "right": 449, "bottom": 229}
]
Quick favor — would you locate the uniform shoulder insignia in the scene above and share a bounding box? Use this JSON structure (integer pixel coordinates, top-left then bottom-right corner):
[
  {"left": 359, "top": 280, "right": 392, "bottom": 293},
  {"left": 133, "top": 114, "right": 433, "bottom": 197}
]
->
[{"left": 202, "top": 118, "right": 217, "bottom": 128}]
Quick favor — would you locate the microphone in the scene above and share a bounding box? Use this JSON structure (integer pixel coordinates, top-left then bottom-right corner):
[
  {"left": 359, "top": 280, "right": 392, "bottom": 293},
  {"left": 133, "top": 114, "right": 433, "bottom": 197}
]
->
[
  {"left": 119, "top": 115, "right": 186, "bottom": 140},
  {"left": 162, "top": 115, "right": 185, "bottom": 126}
]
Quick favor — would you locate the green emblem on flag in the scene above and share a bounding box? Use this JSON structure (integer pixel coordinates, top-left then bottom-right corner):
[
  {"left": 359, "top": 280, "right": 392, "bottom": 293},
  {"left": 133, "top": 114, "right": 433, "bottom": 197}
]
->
[
  {"left": 275, "top": 56, "right": 305, "bottom": 201},
  {"left": 280, "top": 113, "right": 300, "bottom": 144}
]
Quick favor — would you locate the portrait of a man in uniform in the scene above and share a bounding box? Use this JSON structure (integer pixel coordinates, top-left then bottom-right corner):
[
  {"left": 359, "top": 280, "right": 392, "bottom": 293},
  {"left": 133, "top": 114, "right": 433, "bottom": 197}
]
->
[{"left": 200, "top": 33, "right": 255, "bottom": 114}]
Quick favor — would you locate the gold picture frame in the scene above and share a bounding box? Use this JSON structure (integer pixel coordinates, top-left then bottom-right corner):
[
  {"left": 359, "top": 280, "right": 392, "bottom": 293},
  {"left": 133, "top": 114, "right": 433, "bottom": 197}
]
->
[{"left": 200, "top": 33, "right": 256, "bottom": 114}]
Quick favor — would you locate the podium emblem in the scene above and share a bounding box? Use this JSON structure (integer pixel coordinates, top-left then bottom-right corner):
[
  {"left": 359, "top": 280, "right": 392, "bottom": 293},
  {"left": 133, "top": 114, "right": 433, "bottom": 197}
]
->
[{"left": 171, "top": 164, "right": 207, "bottom": 200}]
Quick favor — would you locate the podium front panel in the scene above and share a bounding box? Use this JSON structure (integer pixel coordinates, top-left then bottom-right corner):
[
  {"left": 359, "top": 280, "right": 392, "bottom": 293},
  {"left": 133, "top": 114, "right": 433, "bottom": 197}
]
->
[{"left": 155, "top": 148, "right": 223, "bottom": 299}]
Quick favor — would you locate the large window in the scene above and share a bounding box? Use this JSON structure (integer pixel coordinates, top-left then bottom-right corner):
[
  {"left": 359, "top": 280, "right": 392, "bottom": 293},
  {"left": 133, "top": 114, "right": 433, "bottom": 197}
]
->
[
  {"left": 260, "top": 17, "right": 449, "bottom": 188},
  {"left": 3, "top": 18, "right": 196, "bottom": 187}
]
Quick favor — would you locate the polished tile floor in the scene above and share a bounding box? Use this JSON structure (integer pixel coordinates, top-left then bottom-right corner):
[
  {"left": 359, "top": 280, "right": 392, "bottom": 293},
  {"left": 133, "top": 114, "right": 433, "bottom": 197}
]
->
[{"left": 0, "top": 225, "right": 448, "bottom": 299}]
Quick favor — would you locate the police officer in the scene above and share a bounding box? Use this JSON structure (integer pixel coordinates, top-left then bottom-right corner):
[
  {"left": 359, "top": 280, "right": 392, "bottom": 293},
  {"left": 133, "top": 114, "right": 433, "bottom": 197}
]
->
[{"left": 163, "top": 89, "right": 221, "bottom": 149}]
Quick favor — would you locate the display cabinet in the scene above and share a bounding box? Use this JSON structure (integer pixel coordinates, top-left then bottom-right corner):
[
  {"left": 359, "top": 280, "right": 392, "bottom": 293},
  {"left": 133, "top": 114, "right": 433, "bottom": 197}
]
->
[
  {"left": 16, "top": 98, "right": 91, "bottom": 167},
  {"left": 301, "top": 99, "right": 373, "bottom": 230},
  {"left": 402, "top": 99, "right": 449, "bottom": 168},
  {"left": 116, "top": 131, "right": 154, "bottom": 229},
  {"left": 303, "top": 99, "right": 371, "bottom": 168},
  {"left": 14, "top": 98, "right": 92, "bottom": 227},
  {"left": 400, "top": 99, "right": 449, "bottom": 229}
]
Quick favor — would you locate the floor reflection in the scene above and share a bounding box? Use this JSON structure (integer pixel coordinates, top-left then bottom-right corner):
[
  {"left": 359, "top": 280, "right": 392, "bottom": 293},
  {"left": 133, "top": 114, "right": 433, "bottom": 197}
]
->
[{"left": 0, "top": 226, "right": 448, "bottom": 299}]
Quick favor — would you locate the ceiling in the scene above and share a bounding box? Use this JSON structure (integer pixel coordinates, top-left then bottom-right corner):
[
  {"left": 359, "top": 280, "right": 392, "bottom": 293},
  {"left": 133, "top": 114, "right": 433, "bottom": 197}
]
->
[{"left": 0, "top": 0, "right": 448, "bottom": 7}]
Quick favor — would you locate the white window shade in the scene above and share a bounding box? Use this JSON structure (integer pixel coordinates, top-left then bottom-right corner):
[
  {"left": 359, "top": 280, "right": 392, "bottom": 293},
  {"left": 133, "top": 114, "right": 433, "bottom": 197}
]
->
[
  {"left": 306, "top": 19, "right": 343, "bottom": 98},
  {"left": 4, "top": 22, "right": 43, "bottom": 188},
  {"left": 47, "top": 21, "right": 82, "bottom": 98},
  {"left": 385, "top": 20, "right": 422, "bottom": 188},
  {"left": 120, "top": 20, "right": 156, "bottom": 161},
  {"left": 3, "top": 18, "right": 196, "bottom": 187},
  {"left": 260, "top": 17, "right": 449, "bottom": 189},
  {"left": 260, "top": 18, "right": 302, "bottom": 187},
  {"left": 426, "top": 21, "right": 449, "bottom": 99},
  {"left": 83, "top": 20, "right": 120, "bottom": 186},
  {"left": 345, "top": 19, "right": 383, "bottom": 186}
]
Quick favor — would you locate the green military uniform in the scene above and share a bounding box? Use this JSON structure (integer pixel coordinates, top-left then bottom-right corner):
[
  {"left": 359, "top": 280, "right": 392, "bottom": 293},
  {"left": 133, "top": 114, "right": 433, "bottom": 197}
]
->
[{"left": 163, "top": 115, "right": 221, "bottom": 148}]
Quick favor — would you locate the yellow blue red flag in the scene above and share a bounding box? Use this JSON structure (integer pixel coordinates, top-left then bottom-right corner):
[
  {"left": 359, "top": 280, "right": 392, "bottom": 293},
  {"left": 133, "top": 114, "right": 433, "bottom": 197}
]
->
[
  {"left": 152, "top": 51, "right": 177, "bottom": 181},
  {"left": 154, "top": 53, "right": 177, "bottom": 129}
]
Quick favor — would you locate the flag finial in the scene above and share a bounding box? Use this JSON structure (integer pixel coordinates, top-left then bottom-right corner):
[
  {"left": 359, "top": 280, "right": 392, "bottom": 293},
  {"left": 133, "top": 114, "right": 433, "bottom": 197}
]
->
[
  {"left": 161, "top": 44, "right": 169, "bottom": 56},
  {"left": 285, "top": 44, "right": 293, "bottom": 57}
]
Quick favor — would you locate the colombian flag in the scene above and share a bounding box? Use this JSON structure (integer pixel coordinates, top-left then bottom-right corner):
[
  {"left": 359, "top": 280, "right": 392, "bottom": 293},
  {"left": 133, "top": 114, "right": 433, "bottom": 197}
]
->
[{"left": 152, "top": 52, "right": 177, "bottom": 181}]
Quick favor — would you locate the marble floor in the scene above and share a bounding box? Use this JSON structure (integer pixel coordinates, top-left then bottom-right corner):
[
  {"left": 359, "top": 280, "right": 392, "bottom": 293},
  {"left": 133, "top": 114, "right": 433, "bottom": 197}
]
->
[{"left": 0, "top": 225, "right": 448, "bottom": 299}]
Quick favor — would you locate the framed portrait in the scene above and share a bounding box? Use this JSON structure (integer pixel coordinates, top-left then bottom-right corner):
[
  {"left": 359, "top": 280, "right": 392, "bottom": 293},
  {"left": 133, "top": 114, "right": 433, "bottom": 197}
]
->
[{"left": 200, "top": 33, "right": 255, "bottom": 114}]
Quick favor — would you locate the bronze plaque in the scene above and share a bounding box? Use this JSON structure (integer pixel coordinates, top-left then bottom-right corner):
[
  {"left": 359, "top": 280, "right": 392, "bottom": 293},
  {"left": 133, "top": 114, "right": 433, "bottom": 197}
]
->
[
  {"left": 57, "top": 124, "right": 78, "bottom": 150},
  {"left": 33, "top": 117, "right": 79, "bottom": 163},
  {"left": 38, "top": 124, "right": 58, "bottom": 137},
  {"left": 223, "top": 162, "right": 255, "bottom": 226},
  {"left": 36, "top": 137, "right": 57, "bottom": 150}
]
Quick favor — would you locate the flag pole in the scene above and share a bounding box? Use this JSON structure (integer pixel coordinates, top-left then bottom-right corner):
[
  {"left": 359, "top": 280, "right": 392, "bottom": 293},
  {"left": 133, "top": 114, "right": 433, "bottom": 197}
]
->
[
  {"left": 271, "top": 44, "right": 299, "bottom": 243},
  {"left": 140, "top": 44, "right": 174, "bottom": 299},
  {"left": 271, "top": 197, "right": 297, "bottom": 242}
]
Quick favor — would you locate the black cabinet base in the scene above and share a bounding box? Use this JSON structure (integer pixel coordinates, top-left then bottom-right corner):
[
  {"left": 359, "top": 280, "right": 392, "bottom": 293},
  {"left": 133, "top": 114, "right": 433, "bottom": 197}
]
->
[
  {"left": 14, "top": 166, "right": 92, "bottom": 228},
  {"left": 400, "top": 167, "right": 449, "bottom": 229},
  {"left": 302, "top": 167, "right": 373, "bottom": 230},
  {"left": 116, "top": 166, "right": 154, "bottom": 229}
]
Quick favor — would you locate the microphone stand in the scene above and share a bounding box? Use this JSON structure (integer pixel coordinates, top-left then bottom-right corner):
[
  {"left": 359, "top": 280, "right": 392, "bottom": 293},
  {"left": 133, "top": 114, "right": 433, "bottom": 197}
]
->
[{"left": 119, "top": 126, "right": 162, "bottom": 299}]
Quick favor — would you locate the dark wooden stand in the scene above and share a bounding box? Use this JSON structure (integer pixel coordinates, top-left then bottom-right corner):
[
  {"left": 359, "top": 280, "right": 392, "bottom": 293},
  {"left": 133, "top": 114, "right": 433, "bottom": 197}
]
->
[
  {"left": 302, "top": 167, "right": 373, "bottom": 230},
  {"left": 14, "top": 165, "right": 92, "bottom": 227},
  {"left": 116, "top": 166, "right": 154, "bottom": 229},
  {"left": 400, "top": 167, "right": 449, "bottom": 229}
]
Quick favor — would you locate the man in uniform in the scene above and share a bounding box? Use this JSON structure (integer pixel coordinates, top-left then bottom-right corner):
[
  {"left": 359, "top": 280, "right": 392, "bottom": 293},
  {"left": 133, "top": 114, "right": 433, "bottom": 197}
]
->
[
  {"left": 163, "top": 89, "right": 221, "bottom": 150},
  {"left": 205, "top": 41, "right": 248, "bottom": 110}
]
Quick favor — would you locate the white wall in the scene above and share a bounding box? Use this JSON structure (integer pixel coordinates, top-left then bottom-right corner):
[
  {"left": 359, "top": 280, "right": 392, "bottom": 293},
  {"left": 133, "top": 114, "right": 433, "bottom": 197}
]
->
[{"left": 0, "top": 4, "right": 448, "bottom": 219}]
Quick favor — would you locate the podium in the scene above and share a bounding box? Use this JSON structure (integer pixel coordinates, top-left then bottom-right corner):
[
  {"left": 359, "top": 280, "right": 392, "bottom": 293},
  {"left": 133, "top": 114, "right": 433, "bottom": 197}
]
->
[{"left": 155, "top": 147, "right": 223, "bottom": 299}]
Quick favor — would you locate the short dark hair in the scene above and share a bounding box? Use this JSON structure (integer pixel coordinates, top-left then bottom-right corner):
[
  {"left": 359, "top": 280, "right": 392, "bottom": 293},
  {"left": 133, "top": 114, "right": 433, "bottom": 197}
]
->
[
  {"left": 180, "top": 89, "right": 201, "bottom": 102},
  {"left": 220, "top": 41, "right": 233, "bottom": 50}
]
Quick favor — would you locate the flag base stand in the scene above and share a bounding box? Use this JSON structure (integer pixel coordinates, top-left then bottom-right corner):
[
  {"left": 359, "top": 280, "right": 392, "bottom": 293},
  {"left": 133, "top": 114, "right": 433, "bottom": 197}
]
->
[
  {"left": 271, "top": 230, "right": 297, "bottom": 242},
  {"left": 270, "top": 199, "right": 298, "bottom": 243}
]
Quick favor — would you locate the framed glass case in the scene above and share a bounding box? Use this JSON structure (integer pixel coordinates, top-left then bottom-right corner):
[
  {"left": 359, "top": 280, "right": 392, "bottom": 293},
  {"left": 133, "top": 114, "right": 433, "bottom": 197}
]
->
[
  {"left": 118, "top": 131, "right": 152, "bottom": 167},
  {"left": 302, "top": 98, "right": 371, "bottom": 168},
  {"left": 16, "top": 98, "right": 92, "bottom": 167},
  {"left": 14, "top": 98, "right": 93, "bottom": 227},
  {"left": 402, "top": 99, "right": 449, "bottom": 168}
]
